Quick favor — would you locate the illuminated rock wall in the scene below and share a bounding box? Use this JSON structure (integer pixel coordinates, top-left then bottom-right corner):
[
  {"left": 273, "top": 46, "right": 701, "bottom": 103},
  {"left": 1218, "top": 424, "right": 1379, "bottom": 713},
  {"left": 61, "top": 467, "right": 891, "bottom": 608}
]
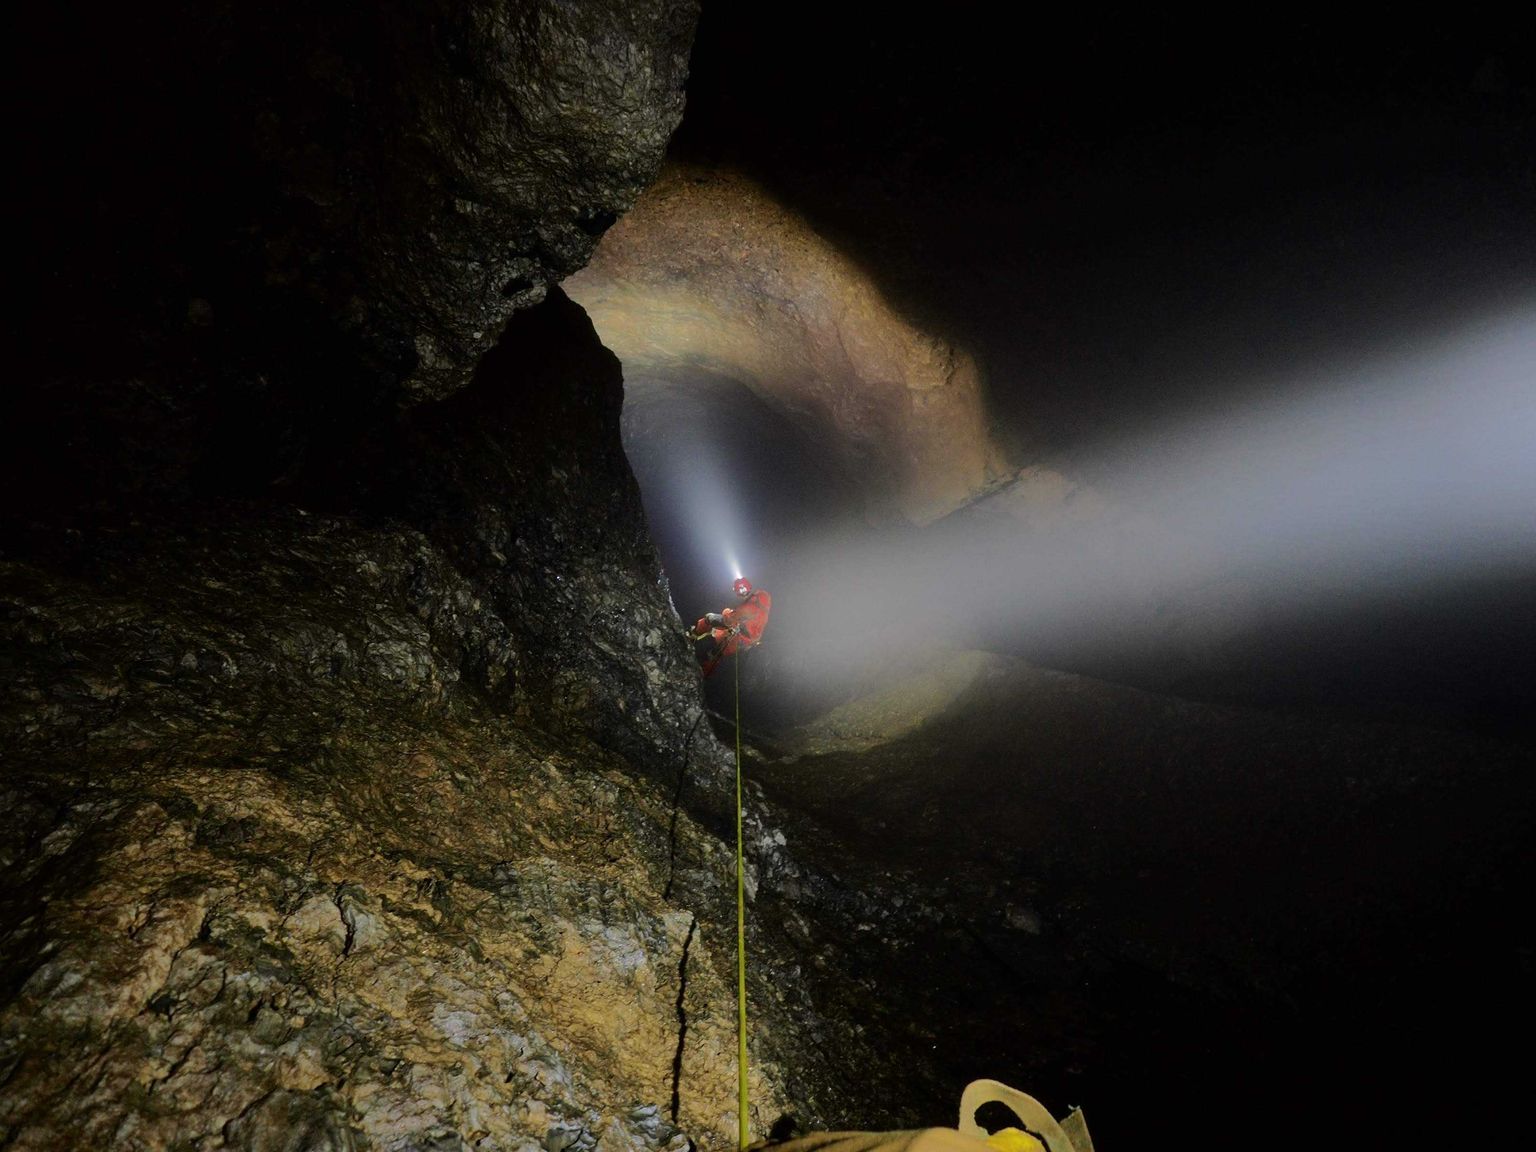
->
[{"left": 568, "top": 167, "right": 1009, "bottom": 524}]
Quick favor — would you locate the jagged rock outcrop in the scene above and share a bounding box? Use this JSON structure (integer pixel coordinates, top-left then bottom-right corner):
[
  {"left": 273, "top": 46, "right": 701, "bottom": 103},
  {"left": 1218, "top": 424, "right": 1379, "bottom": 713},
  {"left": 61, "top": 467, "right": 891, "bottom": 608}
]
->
[
  {"left": 566, "top": 166, "right": 1009, "bottom": 524},
  {"left": 0, "top": 292, "right": 817, "bottom": 1148},
  {"left": 0, "top": 603, "right": 781, "bottom": 1149},
  {"left": 352, "top": 289, "right": 708, "bottom": 774},
  {"left": 11, "top": 0, "right": 698, "bottom": 512}
]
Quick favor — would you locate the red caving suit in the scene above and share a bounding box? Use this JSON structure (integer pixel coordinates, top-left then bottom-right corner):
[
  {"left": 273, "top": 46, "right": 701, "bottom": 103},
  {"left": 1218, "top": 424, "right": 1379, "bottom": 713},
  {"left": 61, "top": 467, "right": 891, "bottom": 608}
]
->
[{"left": 694, "top": 589, "right": 772, "bottom": 677}]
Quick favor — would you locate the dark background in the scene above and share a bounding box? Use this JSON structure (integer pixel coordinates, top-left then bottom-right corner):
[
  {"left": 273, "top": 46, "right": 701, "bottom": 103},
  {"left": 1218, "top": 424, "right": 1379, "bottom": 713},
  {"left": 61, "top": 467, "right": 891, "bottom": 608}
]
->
[{"left": 654, "top": 5, "right": 1536, "bottom": 739}]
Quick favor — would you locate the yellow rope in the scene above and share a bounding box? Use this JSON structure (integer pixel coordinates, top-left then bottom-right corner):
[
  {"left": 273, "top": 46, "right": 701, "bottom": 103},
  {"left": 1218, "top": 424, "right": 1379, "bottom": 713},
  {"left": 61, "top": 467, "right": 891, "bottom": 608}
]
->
[{"left": 734, "top": 649, "right": 749, "bottom": 1149}]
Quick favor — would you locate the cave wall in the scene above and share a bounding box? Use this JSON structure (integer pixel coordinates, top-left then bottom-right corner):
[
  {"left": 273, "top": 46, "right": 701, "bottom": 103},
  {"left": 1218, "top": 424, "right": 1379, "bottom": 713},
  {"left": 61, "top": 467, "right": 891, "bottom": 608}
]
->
[
  {"left": 0, "top": 290, "right": 829, "bottom": 1148},
  {"left": 11, "top": 0, "right": 697, "bottom": 513},
  {"left": 0, "top": 3, "right": 858, "bottom": 1147},
  {"left": 354, "top": 290, "right": 708, "bottom": 774},
  {"left": 0, "top": 494, "right": 783, "bottom": 1149}
]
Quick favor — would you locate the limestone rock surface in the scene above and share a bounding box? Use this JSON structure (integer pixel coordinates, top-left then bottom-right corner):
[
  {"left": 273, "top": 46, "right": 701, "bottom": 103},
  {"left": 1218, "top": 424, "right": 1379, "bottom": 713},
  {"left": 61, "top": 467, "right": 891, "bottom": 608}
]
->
[
  {"left": 566, "top": 167, "right": 1009, "bottom": 524},
  {"left": 0, "top": 290, "right": 812, "bottom": 1148},
  {"left": 0, "top": 641, "right": 785, "bottom": 1151}
]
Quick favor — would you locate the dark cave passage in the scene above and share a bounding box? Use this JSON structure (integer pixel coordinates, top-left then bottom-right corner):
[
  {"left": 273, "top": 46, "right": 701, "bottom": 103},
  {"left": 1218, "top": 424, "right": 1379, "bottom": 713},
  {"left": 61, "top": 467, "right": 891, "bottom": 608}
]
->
[
  {"left": 750, "top": 652, "right": 1533, "bottom": 1148},
  {"left": 598, "top": 210, "right": 1536, "bottom": 741}
]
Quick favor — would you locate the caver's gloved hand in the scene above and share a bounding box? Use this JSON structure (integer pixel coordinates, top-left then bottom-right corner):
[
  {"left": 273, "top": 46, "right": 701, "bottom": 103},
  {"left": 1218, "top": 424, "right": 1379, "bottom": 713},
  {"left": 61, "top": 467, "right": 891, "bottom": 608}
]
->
[{"left": 687, "top": 612, "right": 728, "bottom": 642}]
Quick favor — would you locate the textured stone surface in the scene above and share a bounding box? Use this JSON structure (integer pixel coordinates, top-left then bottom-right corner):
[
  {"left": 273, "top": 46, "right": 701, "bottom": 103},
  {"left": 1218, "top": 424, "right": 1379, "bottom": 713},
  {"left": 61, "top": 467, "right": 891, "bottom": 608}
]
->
[
  {"left": 0, "top": 661, "right": 783, "bottom": 1151},
  {"left": 566, "top": 166, "right": 1009, "bottom": 524},
  {"left": 0, "top": 285, "right": 858, "bottom": 1147},
  {"left": 4, "top": 7, "right": 855, "bottom": 1143},
  {"left": 0, "top": 491, "right": 794, "bottom": 1150},
  {"left": 11, "top": 0, "right": 698, "bottom": 511},
  {"left": 259, "top": 0, "right": 700, "bottom": 406},
  {"left": 351, "top": 288, "right": 709, "bottom": 777}
]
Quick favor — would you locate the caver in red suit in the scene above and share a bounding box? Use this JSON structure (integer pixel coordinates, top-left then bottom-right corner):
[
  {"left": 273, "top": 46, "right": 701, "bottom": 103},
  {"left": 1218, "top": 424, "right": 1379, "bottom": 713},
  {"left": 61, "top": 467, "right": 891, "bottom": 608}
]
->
[{"left": 690, "top": 577, "right": 771, "bottom": 677}]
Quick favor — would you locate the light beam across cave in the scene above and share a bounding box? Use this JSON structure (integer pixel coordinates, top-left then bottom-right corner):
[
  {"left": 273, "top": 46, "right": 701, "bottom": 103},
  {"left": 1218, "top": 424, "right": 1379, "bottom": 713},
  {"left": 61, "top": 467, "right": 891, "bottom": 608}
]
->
[{"left": 754, "top": 304, "right": 1536, "bottom": 706}]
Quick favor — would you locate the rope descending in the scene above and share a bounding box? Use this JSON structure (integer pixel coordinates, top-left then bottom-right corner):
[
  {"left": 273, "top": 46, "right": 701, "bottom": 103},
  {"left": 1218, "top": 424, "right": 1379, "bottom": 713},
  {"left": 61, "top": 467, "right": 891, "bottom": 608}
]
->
[{"left": 735, "top": 650, "right": 750, "bottom": 1149}]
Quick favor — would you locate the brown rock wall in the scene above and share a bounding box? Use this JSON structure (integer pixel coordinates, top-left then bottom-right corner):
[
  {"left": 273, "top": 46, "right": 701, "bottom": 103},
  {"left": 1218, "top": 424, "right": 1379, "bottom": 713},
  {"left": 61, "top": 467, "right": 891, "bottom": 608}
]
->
[{"left": 567, "top": 167, "right": 1007, "bottom": 523}]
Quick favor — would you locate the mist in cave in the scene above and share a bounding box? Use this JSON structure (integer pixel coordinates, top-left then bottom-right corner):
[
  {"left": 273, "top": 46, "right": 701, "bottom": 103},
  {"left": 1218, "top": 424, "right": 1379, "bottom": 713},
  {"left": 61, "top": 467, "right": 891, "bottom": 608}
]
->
[{"left": 690, "top": 306, "right": 1536, "bottom": 720}]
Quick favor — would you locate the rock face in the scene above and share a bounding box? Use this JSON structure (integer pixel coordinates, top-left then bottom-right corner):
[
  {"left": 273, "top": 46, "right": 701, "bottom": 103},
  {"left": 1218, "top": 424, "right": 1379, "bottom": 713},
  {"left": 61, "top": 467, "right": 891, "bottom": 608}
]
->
[
  {"left": 2, "top": 5, "right": 852, "bottom": 1147},
  {"left": 353, "top": 290, "right": 708, "bottom": 773},
  {"left": 0, "top": 294, "right": 814, "bottom": 1148},
  {"left": 0, "top": 707, "right": 751, "bottom": 1151},
  {"left": 566, "top": 166, "right": 1009, "bottom": 524},
  {"left": 11, "top": 0, "right": 698, "bottom": 511}
]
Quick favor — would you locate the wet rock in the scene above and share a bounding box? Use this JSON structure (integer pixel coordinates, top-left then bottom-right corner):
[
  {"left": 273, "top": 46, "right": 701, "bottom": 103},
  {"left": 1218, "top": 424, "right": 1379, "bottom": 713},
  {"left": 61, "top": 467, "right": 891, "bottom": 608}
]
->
[
  {"left": 0, "top": 0, "right": 910, "bottom": 1144},
  {"left": 0, "top": 269, "right": 855, "bottom": 1146},
  {"left": 6, "top": 107, "right": 799, "bottom": 1134},
  {"left": 0, "top": 694, "right": 794, "bottom": 1148}
]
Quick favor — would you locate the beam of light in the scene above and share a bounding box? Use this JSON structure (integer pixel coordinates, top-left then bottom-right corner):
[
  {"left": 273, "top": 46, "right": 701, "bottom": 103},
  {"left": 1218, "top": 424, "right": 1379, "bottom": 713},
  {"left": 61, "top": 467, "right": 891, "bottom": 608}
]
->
[
  {"left": 648, "top": 440, "right": 748, "bottom": 594},
  {"left": 621, "top": 376, "right": 753, "bottom": 605},
  {"left": 765, "top": 306, "right": 1536, "bottom": 697}
]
